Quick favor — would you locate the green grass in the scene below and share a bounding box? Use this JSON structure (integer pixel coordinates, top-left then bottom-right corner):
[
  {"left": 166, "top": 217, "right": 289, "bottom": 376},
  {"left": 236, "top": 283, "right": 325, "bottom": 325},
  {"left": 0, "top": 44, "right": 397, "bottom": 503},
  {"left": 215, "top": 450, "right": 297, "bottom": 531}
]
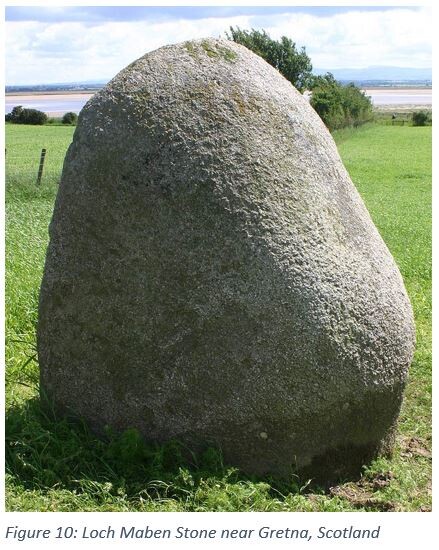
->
[{"left": 5, "top": 123, "right": 431, "bottom": 511}]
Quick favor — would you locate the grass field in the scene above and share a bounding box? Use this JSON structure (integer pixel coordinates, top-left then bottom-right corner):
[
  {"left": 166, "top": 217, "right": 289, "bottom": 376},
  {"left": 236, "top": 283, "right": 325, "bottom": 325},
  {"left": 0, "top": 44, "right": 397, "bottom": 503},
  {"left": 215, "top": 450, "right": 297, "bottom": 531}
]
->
[{"left": 5, "top": 123, "right": 431, "bottom": 511}]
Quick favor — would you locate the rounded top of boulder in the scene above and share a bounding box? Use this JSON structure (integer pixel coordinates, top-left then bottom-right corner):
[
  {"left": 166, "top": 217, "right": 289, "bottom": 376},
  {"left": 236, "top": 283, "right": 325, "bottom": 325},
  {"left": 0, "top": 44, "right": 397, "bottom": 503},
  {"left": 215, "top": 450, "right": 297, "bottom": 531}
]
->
[{"left": 78, "top": 37, "right": 337, "bottom": 161}]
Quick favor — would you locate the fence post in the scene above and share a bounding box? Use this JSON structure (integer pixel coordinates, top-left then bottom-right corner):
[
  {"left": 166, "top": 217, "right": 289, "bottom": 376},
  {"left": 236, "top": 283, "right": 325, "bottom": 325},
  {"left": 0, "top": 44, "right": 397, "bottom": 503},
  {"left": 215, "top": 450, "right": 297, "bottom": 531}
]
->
[{"left": 36, "top": 148, "right": 46, "bottom": 185}]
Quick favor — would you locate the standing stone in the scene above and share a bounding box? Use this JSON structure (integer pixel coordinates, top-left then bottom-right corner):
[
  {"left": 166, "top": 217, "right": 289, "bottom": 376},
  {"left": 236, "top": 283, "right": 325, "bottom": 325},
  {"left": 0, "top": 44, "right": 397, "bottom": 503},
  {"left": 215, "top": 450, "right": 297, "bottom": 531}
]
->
[{"left": 38, "top": 38, "right": 415, "bottom": 479}]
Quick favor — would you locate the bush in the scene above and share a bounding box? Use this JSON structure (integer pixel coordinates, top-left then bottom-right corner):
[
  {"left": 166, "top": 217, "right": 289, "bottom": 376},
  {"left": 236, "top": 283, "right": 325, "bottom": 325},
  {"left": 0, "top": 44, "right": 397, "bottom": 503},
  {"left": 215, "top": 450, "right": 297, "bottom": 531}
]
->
[
  {"left": 5, "top": 105, "right": 48, "bottom": 125},
  {"left": 412, "top": 110, "right": 431, "bottom": 127},
  {"left": 225, "top": 27, "right": 372, "bottom": 131},
  {"left": 5, "top": 106, "right": 24, "bottom": 123},
  {"left": 24, "top": 109, "right": 48, "bottom": 125},
  {"left": 226, "top": 27, "right": 313, "bottom": 92},
  {"left": 62, "top": 112, "right": 78, "bottom": 125},
  {"left": 310, "top": 74, "right": 373, "bottom": 131}
]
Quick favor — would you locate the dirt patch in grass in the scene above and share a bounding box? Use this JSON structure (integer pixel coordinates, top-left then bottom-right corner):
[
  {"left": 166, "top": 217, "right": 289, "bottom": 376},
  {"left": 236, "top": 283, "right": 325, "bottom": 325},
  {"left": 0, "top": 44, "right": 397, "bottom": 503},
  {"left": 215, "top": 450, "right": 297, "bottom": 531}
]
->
[
  {"left": 400, "top": 436, "right": 432, "bottom": 459},
  {"left": 328, "top": 471, "right": 397, "bottom": 511}
]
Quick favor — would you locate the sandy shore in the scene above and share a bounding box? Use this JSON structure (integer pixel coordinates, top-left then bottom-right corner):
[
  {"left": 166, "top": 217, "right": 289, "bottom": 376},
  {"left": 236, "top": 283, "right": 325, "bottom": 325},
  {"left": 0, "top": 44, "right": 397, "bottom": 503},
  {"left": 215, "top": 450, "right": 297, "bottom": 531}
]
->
[
  {"left": 363, "top": 87, "right": 431, "bottom": 95},
  {"left": 363, "top": 87, "right": 431, "bottom": 111},
  {"left": 374, "top": 104, "right": 432, "bottom": 112},
  {"left": 45, "top": 111, "right": 82, "bottom": 117},
  {"left": 6, "top": 87, "right": 431, "bottom": 99},
  {"left": 6, "top": 88, "right": 431, "bottom": 116},
  {"left": 5, "top": 92, "right": 94, "bottom": 101}
]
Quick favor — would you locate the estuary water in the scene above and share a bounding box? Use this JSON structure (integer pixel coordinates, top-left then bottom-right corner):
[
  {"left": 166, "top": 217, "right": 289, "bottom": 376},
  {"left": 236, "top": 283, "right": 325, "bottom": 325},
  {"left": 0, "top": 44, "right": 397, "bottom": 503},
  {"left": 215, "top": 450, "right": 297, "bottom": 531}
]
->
[
  {"left": 365, "top": 88, "right": 432, "bottom": 106},
  {"left": 5, "top": 88, "right": 432, "bottom": 115},
  {"left": 5, "top": 94, "right": 94, "bottom": 115}
]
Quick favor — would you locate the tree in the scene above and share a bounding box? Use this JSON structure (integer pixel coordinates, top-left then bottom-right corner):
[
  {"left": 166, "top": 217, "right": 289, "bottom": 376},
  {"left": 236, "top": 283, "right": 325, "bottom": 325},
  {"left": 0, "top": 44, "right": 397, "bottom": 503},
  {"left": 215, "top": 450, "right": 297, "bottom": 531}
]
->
[
  {"left": 226, "top": 27, "right": 372, "bottom": 131},
  {"left": 5, "top": 105, "right": 47, "bottom": 125},
  {"left": 309, "top": 73, "right": 373, "bottom": 131},
  {"left": 226, "top": 27, "right": 313, "bottom": 92},
  {"left": 62, "top": 112, "right": 78, "bottom": 125},
  {"left": 5, "top": 105, "right": 25, "bottom": 122},
  {"left": 22, "top": 108, "right": 48, "bottom": 125}
]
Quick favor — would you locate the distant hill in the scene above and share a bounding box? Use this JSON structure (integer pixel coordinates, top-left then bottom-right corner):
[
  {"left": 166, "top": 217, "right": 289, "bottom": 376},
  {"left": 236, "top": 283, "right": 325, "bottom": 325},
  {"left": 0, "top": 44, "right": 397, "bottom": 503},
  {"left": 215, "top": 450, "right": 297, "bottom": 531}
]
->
[
  {"left": 314, "top": 66, "right": 432, "bottom": 86},
  {"left": 6, "top": 67, "right": 432, "bottom": 93},
  {"left": 6, "top": 81, "right": 107, "bottom": 93}
]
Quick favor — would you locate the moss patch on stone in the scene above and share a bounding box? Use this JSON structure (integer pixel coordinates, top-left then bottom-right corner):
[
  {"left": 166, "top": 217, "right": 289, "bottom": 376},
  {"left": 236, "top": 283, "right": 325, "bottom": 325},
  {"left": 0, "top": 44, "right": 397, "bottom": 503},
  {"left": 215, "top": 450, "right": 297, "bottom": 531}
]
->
[
  {"left": 183, "top": 41, "right": 198, "bottom": 58},
  {"left": 200, "top": 40, "right": 237, "bottom": 62},
  {"left": 183, "top": 40, "right": 238, "bottom": 63}
]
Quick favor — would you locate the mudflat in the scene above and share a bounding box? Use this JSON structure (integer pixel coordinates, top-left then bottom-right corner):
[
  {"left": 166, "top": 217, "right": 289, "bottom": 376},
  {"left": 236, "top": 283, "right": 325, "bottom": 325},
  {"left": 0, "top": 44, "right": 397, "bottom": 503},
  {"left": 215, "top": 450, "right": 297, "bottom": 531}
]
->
[
  {"left": 363, "top": 87, "right": 431, "bottom": 109},
  {"left": 5, "top": 87, "right": 432, "bottom": 117},
  {"left": 6, "top": 92, "right": 94, "bottom": 101},
  {"left": 6, "top": 92, "right": 95, "bottom": 117}
]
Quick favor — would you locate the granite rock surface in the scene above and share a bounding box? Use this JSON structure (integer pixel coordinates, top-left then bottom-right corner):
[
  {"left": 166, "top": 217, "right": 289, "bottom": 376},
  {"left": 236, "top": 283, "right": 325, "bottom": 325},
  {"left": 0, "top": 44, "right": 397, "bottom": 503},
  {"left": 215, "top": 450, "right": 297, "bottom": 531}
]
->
[{"left": 38, "top": 38, "right": 415, "bottom": 478}]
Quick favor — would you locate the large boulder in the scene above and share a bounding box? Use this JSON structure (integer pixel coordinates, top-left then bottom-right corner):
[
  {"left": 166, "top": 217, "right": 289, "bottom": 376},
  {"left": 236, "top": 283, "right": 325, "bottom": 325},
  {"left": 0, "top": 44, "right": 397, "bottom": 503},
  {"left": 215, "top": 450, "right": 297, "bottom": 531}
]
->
[{"left": 38, "top": 38, "right": 415, "bottom": 479}]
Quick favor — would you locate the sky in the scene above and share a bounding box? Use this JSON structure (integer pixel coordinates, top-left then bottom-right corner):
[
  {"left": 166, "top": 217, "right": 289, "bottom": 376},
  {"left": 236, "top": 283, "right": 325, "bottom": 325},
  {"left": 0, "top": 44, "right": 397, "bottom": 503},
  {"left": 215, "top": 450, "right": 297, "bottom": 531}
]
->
[{"left": 5, "top": 5, "right": 432, "bottom": 85}]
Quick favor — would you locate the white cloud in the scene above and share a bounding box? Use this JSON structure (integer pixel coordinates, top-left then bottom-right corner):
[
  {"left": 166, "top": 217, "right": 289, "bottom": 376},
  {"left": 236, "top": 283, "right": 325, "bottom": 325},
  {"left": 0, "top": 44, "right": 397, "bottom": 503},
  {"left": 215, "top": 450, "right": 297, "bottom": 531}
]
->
[
  {"left": 5, "top": 7, "right": 432, "bottom": 84},
  {"left": 263, "top": 7, "right": 432, "bottom": 69}
]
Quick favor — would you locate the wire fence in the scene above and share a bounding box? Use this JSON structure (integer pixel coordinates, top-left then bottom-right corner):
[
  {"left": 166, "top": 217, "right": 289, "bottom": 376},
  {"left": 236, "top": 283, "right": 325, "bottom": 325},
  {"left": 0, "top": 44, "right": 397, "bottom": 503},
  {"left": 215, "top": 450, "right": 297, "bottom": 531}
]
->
[
  {"left": 381, "top": 119, "right": 410, "bottom": 126},
  {"left": 5, "top": 147, "right": 65, "bottom": 187},
  {"left": 375, "top": 111, "right": 415, "bottom": 126}
]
